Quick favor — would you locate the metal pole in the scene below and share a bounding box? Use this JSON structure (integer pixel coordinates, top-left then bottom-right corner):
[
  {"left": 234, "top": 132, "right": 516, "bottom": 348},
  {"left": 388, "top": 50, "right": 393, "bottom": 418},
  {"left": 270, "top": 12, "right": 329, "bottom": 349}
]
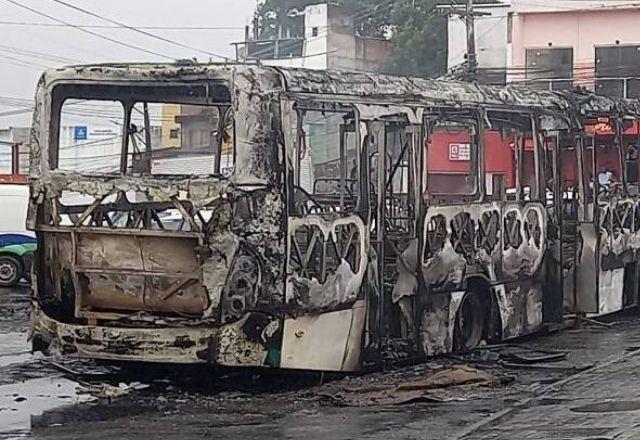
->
[
  {"left": 466, "top": 0, "right": 477, "bottom": 80},
  {"left": 11, "top": 143, "right": 19, "bottom": 175}
]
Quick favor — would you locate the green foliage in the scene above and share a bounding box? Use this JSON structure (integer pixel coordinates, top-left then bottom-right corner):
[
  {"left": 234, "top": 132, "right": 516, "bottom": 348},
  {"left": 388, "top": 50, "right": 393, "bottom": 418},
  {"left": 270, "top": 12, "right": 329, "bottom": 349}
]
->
[
  {"left": 385, "top": 0, "right": 448, "bottom": 78},
  {"left": 253, "top": 0, "right": 448, "bottom": 78}
]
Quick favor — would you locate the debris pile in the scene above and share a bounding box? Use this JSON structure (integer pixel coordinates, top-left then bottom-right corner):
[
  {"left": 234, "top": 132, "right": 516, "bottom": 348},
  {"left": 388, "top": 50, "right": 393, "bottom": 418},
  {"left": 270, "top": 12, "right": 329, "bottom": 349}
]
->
[{"left": 317, "top": 365, "right": 500, "bottom": 406}]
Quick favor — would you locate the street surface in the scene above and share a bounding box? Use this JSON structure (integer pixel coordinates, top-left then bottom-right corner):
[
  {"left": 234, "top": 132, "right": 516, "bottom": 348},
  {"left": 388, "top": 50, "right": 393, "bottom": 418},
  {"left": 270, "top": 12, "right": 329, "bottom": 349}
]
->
[{"left": 2, "top": 284, "right": 640, "bottom": 440}]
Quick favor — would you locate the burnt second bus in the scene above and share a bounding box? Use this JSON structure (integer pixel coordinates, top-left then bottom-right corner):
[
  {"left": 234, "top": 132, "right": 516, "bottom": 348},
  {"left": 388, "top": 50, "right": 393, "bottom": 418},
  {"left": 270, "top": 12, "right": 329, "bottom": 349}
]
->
[{"left": 28, "top": 63, "right": 640, "bottom": 371}]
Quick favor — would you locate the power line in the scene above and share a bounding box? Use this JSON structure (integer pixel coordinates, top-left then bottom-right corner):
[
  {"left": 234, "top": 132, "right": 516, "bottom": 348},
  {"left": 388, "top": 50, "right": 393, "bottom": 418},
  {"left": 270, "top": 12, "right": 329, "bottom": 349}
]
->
[
  {"left": 0, "top": 43, "right": 81, "bottom": 64},
  {"left": 47, "top": 0, "right": 230, "bottom": 61},
  {"left": 0, "top": 20, "right": 245, "bottom": 30},
  {"left": 0, "top": 53, "right": 49, "bottom": 69},
  {"left": 3, "top": 0, "right": 176, "bottom": 60},
  {"left": 0, "top": 108, "right": 34, "bottom": 117}
]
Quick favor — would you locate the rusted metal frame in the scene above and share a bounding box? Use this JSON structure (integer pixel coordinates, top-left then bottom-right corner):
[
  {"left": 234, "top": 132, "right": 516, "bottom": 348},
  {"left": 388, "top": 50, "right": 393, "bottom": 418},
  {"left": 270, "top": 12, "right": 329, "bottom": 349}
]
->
[
  {"left": 384, "top": 132, "right": 410, "bottom": 193},
  {"left": 34, "top": 224, "right": 203, "bottom": 239},
  {"left": 515, "top": 132, "right": 524, "bottom": 203},
  {"left": 551, "top": 130, "right": 577, "bottom": 312},
  {"left": 531, "top": 114, "right": 544, "bottom": 202},
  {"left": 215, "top": 106, "right": 231, "bottom": 174},
  {"left": 293, "top": 106, "right": 305, "bottom": 191},
  {"left": 120, "top": 102, "right": 133, "bottom": 173},
  {"left": 150, "top": 210, "right": 165, "bottom": 230},
  {"left": 143, "top": 102, "right": 152, "bottom": 172},
  {"left": 339, "top": 123, "right": 347, "bottom": 212},
  {"left": 160, "top": 279, "right": 197, "bottom": 301},
  {"left": 73, "top": 268, "right": 202, "bottom": 279},
  {"left": 132, "top": 210, "right": 143, "bottom": 228},
  {"left": 293, "top": 101, "right": 355, "bottom": 114},
  {"left": 75, "top": 195, "right": 108, "bottom": 226},
  {"left": 615, "top": 116, "right": 629, "bottom": 197},
  {"left": 476, "top": 109, "right": 487, "bottom": 202},
  {"left": 505, "top": 214, "right": 521, "bottom": 248},
  {"left": 50, "top": 197, "right": 61, "bottom": 226},
  {"left": 375, "top": 120, "right": 387, "bottom": 341},
  {"left": 320, "top": 238, "right": 327, "bottom": 284},
  {"left": 409, "top": 125, "right": 422, "bottom": 234},
  {"left": 302, "top": 229, "right": 320, "bottom": 271},
  {"left": 103, "top": 211, "right": 115, "bottom": 228},
  {"left": 171, "top": 196, "right": 201, "bottom": 233},
  {"left": 578, "top": 131, "right": 601, "bottom": 311},
  {"left": 291, "top": 236, "right": 305, "bottom": 270},
  {"left": 328, "top": 230, "right": 341, "bottom": 265},
  {"left": 195, "top": 210, "right": 207, "bottom": 225},
  {"left": 340, "top": 226, "right": 356, "bottom": 260},
  {"left": 90, "top": 210, "right": 102, "bottom": 227}
]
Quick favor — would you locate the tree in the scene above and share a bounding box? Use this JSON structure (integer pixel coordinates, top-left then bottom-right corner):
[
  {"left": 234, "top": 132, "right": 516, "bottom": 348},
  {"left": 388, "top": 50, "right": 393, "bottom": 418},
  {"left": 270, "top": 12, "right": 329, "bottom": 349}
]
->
[
  {"left": 252, "top": 0, "right": 448, "bottom": 78},
  {"left": 385, "top": 0, "right": 448, "bottom": 78}
]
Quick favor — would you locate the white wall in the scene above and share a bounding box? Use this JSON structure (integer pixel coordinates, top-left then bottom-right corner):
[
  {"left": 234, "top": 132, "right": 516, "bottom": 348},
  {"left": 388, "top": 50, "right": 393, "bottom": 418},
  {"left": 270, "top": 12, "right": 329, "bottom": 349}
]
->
[
  {"left": 511, "top": 0, "right": 640, "bottom": 13},
  {"left": 0, "top": 184, "right": 30, "bottom": 235},
  {"left": 260, "top": 3, "right": 328, "bottom": 70}
]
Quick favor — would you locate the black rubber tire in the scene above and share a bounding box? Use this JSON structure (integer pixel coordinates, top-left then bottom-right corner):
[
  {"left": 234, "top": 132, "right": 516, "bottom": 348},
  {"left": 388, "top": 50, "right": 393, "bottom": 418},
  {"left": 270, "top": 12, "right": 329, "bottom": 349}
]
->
[
  {"left": 454, "top": 290, "right": 485, "bottom": 351},
  {"left": 0, "top": 255, "right": 22, "bottom": 288}
]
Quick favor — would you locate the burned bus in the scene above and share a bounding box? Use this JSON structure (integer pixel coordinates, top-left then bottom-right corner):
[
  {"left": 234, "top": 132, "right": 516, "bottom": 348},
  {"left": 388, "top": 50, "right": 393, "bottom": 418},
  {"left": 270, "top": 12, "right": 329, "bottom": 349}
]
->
[{"left": 27, "top": 63, "right": 640, "bottom": 371}]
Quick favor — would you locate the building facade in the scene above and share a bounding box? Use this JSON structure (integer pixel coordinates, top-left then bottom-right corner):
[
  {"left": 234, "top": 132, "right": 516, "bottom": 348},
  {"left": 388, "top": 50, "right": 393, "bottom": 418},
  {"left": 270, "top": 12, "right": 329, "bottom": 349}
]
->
[
  {"left": 233, "top": 3, "right": 393, "bottom": 72},
  {"left": 446, "top": 0, "right": 640, "bottom": 98}
]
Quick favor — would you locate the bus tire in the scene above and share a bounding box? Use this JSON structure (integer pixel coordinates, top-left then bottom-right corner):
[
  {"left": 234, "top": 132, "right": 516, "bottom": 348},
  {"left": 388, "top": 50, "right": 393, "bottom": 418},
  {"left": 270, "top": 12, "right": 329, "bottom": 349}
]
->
[
  {"left": 0, "top": 255, "right": 22, "bottom": 288},
  {"left": 454, "top": 288, "right": 485, "bottom": 351}
]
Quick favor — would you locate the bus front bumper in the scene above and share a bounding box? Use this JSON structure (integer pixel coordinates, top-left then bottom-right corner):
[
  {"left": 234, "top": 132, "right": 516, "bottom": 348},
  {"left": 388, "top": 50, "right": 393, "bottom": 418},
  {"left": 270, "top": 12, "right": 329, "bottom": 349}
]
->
[{"left": 31, "top": 308, "right": 216, "bottom": 364}]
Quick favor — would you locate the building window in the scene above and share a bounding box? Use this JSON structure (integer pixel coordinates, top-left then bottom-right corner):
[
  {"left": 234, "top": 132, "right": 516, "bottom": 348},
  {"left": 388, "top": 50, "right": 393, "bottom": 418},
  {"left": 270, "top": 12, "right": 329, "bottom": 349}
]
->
[
  {"left": 595, "top": 45, "right": 640, "bottom": 98},
  {"left": 525, "top": 47, "right": 573, "bottom": 91},
  {"left": 169, "top": 128, "right": 179, "bottom": 139},
  {"left": 311, "top": 27, "right": 319, "bottom": 37}
]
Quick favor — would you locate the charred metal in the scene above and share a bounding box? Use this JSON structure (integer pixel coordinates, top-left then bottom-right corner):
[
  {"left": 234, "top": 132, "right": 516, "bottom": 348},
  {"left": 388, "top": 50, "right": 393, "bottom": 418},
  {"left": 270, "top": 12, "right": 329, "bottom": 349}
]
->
[{"left": 26, "top": 63, "right": 640, "bottom": 371}]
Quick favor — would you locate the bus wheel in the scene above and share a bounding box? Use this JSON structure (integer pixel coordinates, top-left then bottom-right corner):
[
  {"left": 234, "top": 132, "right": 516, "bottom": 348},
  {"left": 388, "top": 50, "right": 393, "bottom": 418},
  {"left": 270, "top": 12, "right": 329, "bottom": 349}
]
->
[
  {"left": 454, "top": 289, "right": 485, "bottom": 351},
  {"left": 0, "top": 255, "right": 21, "bottom": 288}
]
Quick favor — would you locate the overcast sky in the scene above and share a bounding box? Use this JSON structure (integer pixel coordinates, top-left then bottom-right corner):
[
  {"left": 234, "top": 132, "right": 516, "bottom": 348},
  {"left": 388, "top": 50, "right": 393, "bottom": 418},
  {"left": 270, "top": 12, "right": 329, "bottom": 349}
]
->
[{"left": 0, "top": 0, "right": 258, "bottom": 126}]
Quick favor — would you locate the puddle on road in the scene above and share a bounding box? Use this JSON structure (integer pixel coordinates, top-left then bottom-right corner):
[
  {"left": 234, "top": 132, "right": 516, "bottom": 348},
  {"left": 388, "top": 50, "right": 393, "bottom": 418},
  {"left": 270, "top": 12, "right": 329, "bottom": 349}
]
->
[
  {"left": 0, "top": 333, "right": 30, "bottom": 368},
  {"left": 0, "top": 377, "right": 96, "bottom": 433},
  {"left": 571, "top": 400, "right": 640, "bottom": 413}
]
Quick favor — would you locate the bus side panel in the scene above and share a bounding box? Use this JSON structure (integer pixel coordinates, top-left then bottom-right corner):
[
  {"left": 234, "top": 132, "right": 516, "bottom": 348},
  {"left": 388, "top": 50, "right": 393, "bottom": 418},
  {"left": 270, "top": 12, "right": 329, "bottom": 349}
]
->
[{"left": 280, "top": 215, "right": 368, "bottom": 371}]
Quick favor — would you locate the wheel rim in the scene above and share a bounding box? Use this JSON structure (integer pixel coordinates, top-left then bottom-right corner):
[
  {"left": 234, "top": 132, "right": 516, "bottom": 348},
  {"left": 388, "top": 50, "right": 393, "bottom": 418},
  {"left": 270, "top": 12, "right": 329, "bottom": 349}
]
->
[
  {"left": 457, "top": 293, "right": 483, "bottom": 350},
  {"left": 0, "top": 261, "right": 17, "bottom": 284}
]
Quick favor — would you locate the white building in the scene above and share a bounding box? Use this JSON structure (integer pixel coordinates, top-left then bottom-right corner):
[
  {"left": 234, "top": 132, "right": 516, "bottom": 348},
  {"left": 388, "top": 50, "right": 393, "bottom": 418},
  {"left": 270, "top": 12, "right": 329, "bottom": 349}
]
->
[{"left": 233, "top": 3, "right": 392, "bottom": 72}]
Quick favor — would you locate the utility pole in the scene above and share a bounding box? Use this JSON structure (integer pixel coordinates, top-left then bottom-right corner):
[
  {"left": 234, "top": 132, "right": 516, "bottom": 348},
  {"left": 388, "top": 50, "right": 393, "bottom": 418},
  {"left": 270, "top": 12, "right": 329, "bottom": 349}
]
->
[
  {"left": 465, "top": 0, "right": 477, "bottom": 79},
  {"left": 438, "top": 0, "right": 490, "bottom": 81}
]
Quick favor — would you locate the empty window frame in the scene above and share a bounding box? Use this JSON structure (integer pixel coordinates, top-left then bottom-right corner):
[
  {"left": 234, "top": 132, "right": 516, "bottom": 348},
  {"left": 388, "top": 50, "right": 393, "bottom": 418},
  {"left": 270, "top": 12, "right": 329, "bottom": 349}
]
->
[
  {"left": 595, "top": 45, "right": 640, "bottom": 98},
  {"left": 128, "top": 103, "right": 234, "bottom": 176},
  {"left": 425, "top": 113, "right": 479, "bottom": 199},
  {"left": 294, "top": 105, "right": 359, "bottom": 214},
  {"left": 485, "top": 111, "right": 539, "bottom": 202},
  {"left": 50, "top": 82, "right": 234, "bottom": 177},
  {"left": 57, "top": 99, "right": 125, "bottom": 173},
  {"left": 525, "top": 47, "right": 573, "bottom": 91}
]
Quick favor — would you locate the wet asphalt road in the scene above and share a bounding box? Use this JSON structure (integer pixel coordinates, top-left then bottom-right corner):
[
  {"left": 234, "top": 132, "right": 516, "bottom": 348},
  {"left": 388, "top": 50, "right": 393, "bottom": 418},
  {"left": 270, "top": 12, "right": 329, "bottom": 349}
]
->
[{"left": 3, "top": 285, "right": 640, "bottom": 440}]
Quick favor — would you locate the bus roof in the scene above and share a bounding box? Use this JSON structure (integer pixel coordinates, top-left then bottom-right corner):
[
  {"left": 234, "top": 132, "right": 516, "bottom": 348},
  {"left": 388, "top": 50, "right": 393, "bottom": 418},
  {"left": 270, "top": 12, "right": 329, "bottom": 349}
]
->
[{"left": 37, "top": 62, "right": 640, "bottom": 117}]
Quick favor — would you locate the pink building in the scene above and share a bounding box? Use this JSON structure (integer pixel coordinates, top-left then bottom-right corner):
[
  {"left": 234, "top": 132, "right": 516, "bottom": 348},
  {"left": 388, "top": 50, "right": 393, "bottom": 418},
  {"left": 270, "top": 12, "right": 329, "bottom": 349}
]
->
[
  {"left": 509, "top": 0, "right": 640, "bottom": 96},
  {"left": 446, "top": 0, "right": 640, "bottom": 97}
]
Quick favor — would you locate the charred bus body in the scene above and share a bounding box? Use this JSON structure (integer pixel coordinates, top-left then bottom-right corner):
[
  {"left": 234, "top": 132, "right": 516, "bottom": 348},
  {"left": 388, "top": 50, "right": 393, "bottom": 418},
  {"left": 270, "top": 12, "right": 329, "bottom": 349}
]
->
[{"left": 27, "top": 64, "right": 640, "bottom": 371}]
